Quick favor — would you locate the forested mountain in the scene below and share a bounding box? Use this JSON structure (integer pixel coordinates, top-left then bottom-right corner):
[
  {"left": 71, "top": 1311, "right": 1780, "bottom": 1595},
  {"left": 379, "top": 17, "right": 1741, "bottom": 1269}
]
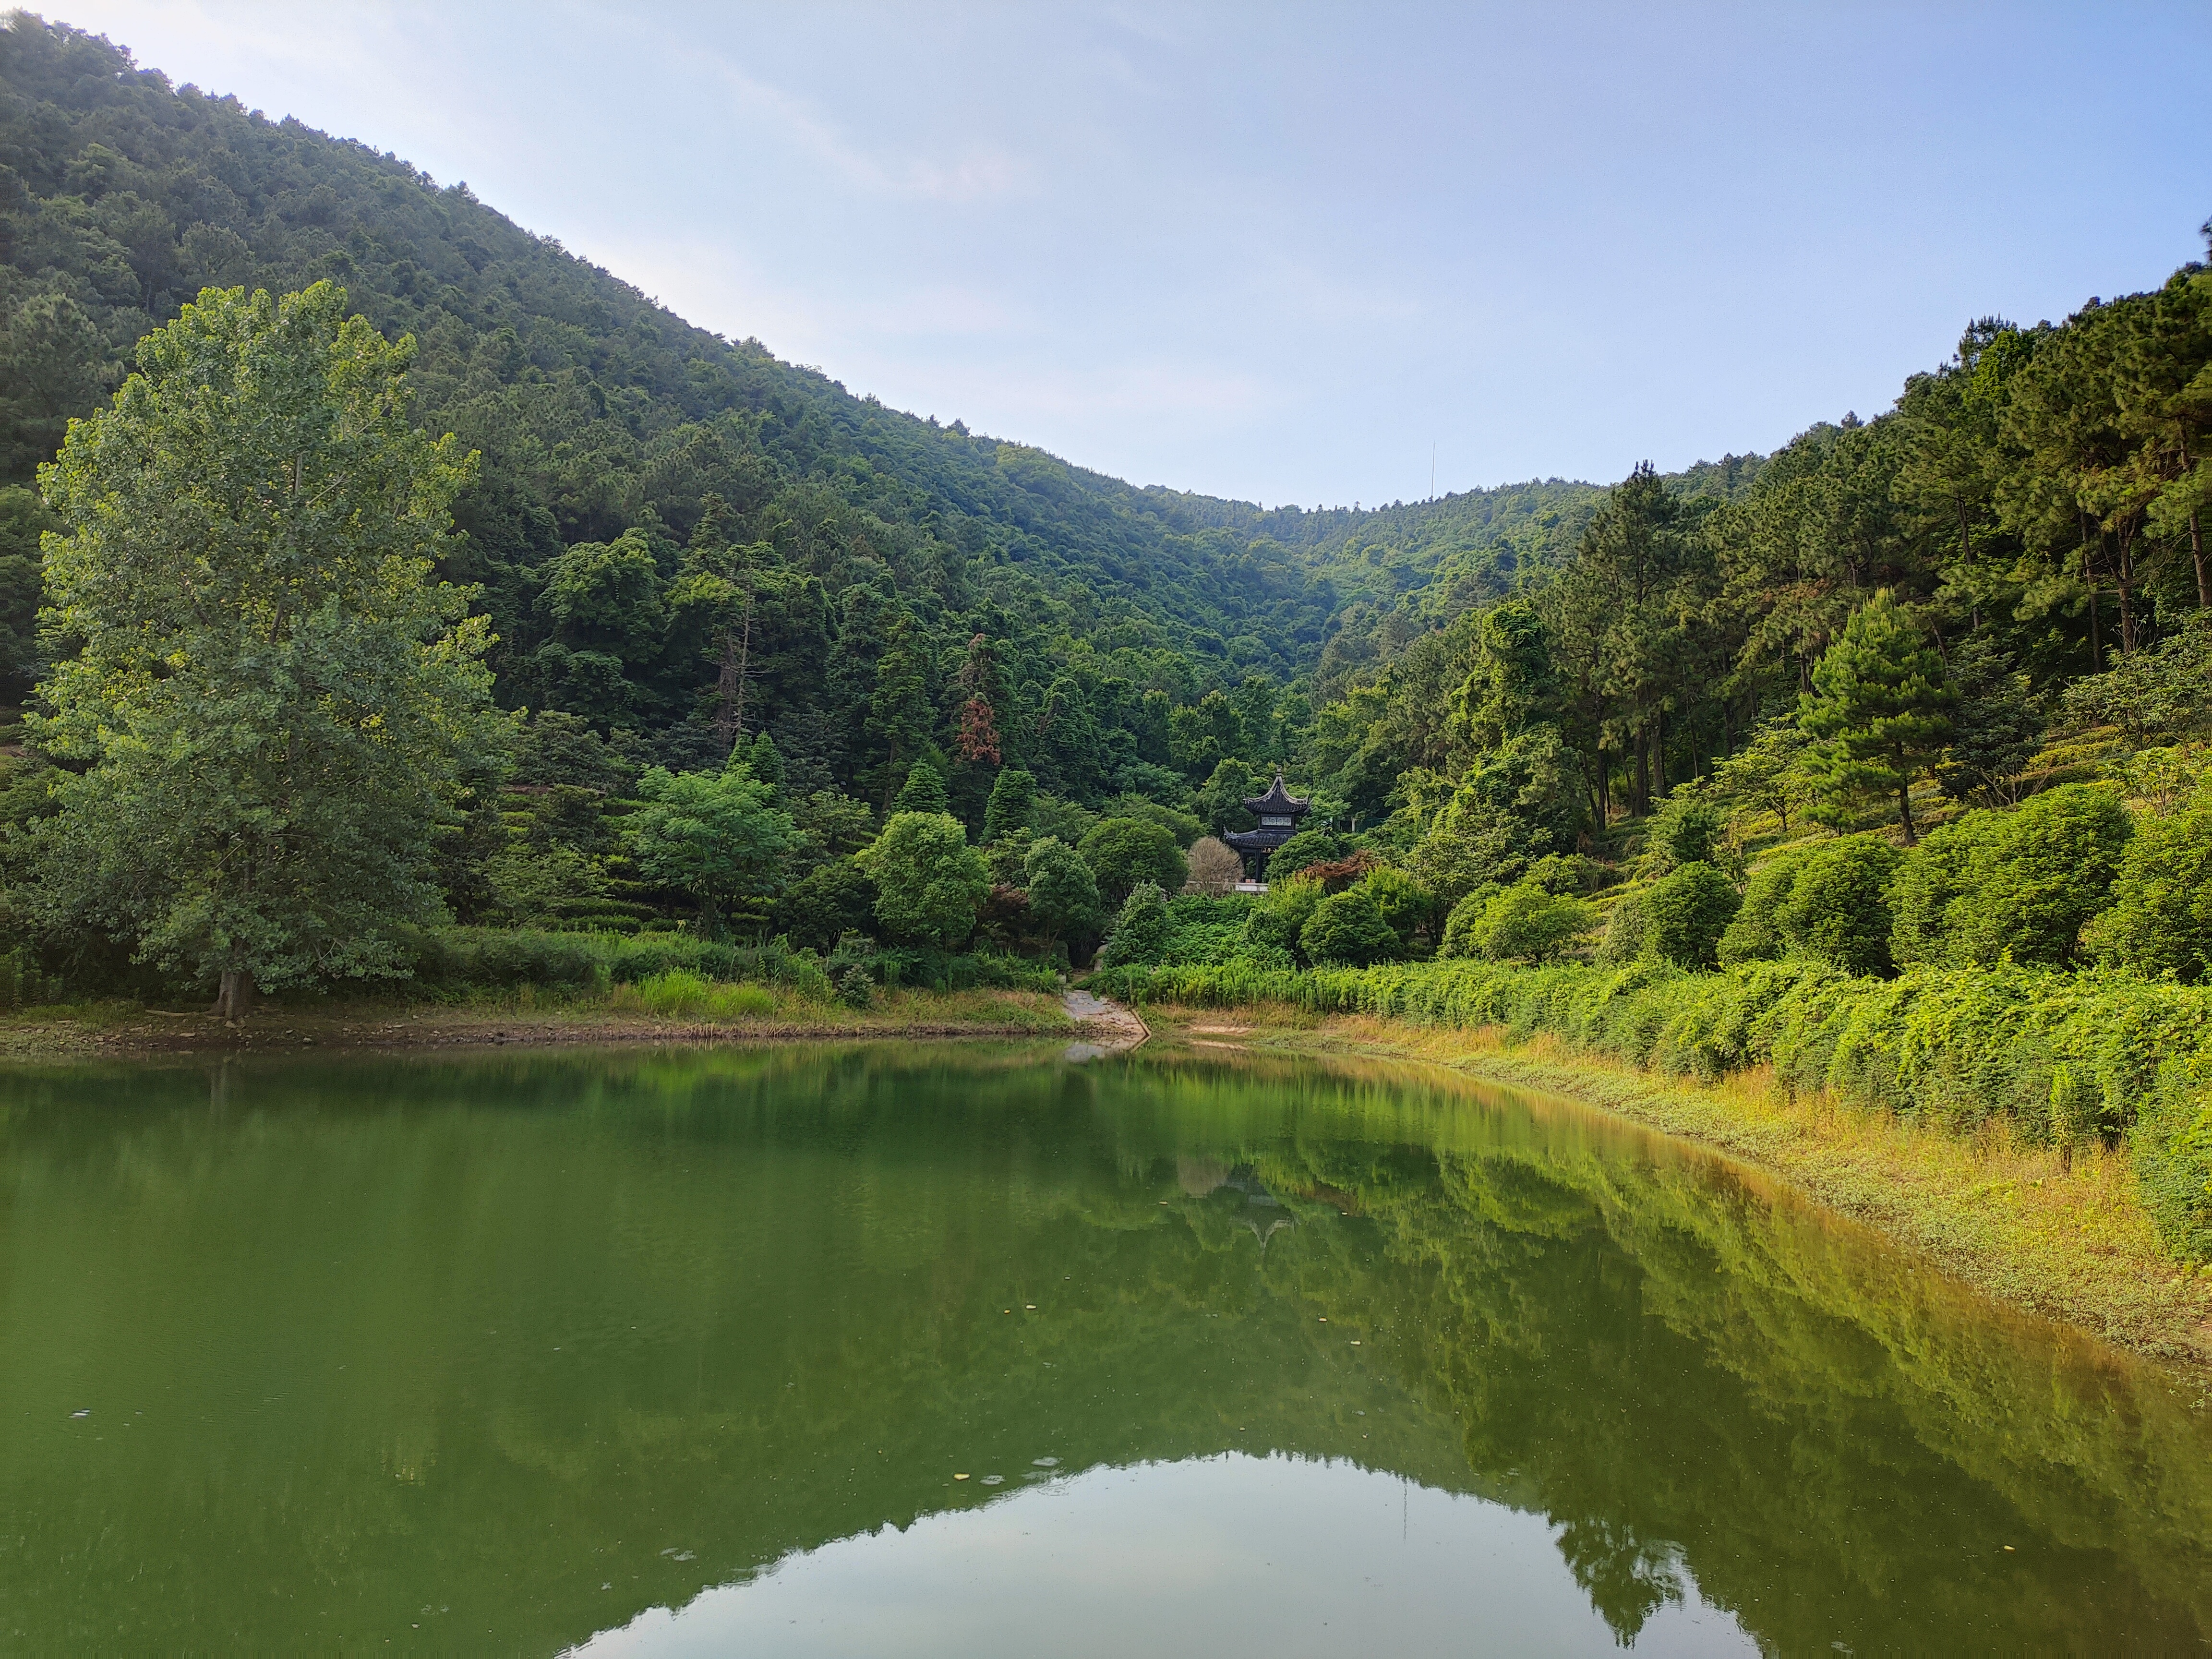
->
[
  {"left": 0, "top": 13, "right": 1641, "bottom": 815},
  {"left": 4, "top": 11, "right": 2209, "bottom": 1024}
]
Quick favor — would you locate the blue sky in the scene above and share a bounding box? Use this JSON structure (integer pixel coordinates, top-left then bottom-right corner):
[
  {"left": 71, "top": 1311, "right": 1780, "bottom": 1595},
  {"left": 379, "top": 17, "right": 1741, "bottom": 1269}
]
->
[{"left": 46, "top": 2, "right": 2212, "bottom": 506}]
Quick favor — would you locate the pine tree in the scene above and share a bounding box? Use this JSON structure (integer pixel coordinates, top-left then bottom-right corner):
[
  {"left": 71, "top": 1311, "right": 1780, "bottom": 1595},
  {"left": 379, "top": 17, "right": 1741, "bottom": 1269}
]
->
[
  {"left": 1799, "top": 589, "right": 1953, "bottom": 842},
  {"left": 983, "top": 767, "right": 1037, "bottom": 843},
  {"left": 894, "top": 757, "right": 949, "bottom": 815}
]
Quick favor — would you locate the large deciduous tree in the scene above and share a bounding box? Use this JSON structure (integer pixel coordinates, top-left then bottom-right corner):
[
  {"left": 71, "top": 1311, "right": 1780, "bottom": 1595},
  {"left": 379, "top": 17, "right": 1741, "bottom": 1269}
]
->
[
  {"left": 627, "top": 760, "right": 796, "bottom": 933},
  {"left": 30, "top": 283, "right": 498, "bottom": 1016},
  {"left": 857, "top": 811, "right": 990, "bottom": 948}
]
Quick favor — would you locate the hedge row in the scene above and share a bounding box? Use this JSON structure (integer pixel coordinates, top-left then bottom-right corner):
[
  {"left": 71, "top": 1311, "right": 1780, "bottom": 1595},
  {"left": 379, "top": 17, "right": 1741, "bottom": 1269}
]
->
[
  {"left": 405, "top": 929, "right": 832, "bottom": 993},
  {"left": 404, "top": 929, "right": 1061, "bottom": 998},
  {"left": 1093, "top": 956, "right": 2212, "bottom": 1261}
]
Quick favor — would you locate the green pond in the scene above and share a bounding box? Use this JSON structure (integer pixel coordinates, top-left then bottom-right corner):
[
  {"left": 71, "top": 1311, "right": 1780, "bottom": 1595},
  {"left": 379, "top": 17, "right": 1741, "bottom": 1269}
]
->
[{"left": 1, "top": 1041, "right": 2209, "bottom": 1653}]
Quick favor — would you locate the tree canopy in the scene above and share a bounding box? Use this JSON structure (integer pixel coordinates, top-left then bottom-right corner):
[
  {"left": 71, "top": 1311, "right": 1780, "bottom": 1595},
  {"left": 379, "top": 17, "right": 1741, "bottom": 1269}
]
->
[{"left": 26, "top": 282, "right": 495, "bottom": 1014}]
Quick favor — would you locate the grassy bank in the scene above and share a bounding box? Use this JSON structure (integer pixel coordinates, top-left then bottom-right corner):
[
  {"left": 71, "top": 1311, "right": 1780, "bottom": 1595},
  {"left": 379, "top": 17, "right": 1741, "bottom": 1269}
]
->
[
  {"left": 0, "top": 983, "right": 1074, "bottom": 1061},
  {"left": 1149, "top": 1005, "right": 2212, "bottom": 1372},
  {"left": 1098, "top": 956, "right": 2212, "bottom": 1264}
]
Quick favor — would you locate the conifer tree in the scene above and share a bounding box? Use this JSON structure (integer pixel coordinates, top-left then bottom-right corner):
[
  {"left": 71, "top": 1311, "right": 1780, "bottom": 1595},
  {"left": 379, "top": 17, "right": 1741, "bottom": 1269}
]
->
[
  {"left": 1799, "top": 589, "right": 1953, "bottom": 842},
  {"left": 894, "top": 757, "right": 949, "bottom": 815},
  {"left": 983, "top": 767, "right": 1037, "bottom": 843}
]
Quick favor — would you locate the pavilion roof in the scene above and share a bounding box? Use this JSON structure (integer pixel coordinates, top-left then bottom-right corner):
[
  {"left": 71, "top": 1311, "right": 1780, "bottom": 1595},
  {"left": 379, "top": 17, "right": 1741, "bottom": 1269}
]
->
[{"left": 1241, "top": 773, "right": 1310, "bottom": 816}]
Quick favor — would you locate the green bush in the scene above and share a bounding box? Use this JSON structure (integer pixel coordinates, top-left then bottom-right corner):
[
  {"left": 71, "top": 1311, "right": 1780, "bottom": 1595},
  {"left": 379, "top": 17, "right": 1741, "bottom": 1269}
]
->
[
  {"left": 1264, "top": 828, "right": 1343, "bottom": 881},
  {"left": 1718, "top": 850, "right": 1805, "bottom": 967},
  {"left": 1438, "top": 883, "right": 1503, "bottom": 960},
  {"left": 1892, "top": 784, "right": 2132, "bottom": 970},
  {"left": 1098, "top": 882, "right": 1171, "bottom": 968},
  {"left": 1079, "top": 817, "right": 1187, "bottom": 908},
  {"left": 1595, "top": 889, "right": 1646, "bottom": 965},
  {"left": 1358, "top": 866, "right": 1436, "bottom": 950},
  {"left": 1640, "top": 863, "right": 1739, "bottom": 970},
  {"left": 1440, "top": 879, "right": 1594, "bottom": 964},
  {"left": 2129, "top": 1061, "right": 2212, "bottom": 1262},
  {"left": 1299, "top": 887, "right": 1401, "bottom": 965},
  {"left": 1777, "top": 834, "right": 1900, "bottom": 977},
  {"left": 773, "top": 862, "right": 878, "bottom": 952},
  {"left": 1245, "top": 876, "right": 1324, "bottom": 963},
  {"left": 1649, "top": 792, "right": 1726, "bottom": 870},
  {"left": 410, "top": 927, "right": 611, "bottom": 990},
  {"left": 630, "top": 970, "right": 777, "bottom": 1020},
  {"left": 2086, "top": 795, "right": 2212, "bottom": 982},
  {"left": 1161, "top": 894, "right": 1259, "bottom": 967}
]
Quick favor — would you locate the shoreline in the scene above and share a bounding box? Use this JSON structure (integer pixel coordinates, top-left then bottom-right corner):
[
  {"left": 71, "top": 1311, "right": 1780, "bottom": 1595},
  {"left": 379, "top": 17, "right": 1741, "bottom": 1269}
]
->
[
  {"left": 0, "top": 987, "right": 1079, "bottom": 1061},
  {"left": 10, "top": 985, "right": 2205, "bottom": 1375},
  {"left": 1135, "top": 1004, "right": 2212, "bottom": 1379}
]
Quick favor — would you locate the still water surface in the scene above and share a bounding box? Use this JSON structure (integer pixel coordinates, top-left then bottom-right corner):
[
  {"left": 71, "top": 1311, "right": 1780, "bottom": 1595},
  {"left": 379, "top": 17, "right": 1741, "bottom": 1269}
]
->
[{"left": 1, "top": 1041, "right": 2208, "bottom": 1652}]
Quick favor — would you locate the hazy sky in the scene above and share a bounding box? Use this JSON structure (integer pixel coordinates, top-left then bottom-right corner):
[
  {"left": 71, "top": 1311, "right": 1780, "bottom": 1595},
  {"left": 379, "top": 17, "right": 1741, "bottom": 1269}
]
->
[{"left": 39, "top": 2, "right": 2212, "bottom": 506}]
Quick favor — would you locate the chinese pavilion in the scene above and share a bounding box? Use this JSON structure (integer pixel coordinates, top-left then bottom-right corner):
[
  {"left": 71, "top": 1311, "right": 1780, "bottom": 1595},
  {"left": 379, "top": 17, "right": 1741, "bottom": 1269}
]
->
[{"left": 1223, "top": 773, "right": 1311, "bottom": 878}]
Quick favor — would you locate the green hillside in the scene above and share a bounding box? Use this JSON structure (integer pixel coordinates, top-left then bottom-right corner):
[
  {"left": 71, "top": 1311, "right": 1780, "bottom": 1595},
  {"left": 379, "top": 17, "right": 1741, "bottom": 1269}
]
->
[{"left": 0, "top": 14, "right": 1626, "bottom": 792}]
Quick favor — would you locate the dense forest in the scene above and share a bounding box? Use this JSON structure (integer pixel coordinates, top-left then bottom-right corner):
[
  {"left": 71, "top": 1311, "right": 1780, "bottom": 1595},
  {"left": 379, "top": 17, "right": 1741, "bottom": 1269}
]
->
[
  {"left": 2, "top": 17, "right": 2212, "bottom": 1248},
  {"left": 0, "top": 14, "right": 1609, "bottom": 803}
]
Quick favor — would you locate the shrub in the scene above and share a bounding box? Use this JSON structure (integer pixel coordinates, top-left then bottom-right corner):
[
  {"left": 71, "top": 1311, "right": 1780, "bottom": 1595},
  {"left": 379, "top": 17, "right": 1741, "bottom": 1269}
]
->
[
  {"left": 2129, "top": 1061, "right": 2212, "bottom": 1262},
  {"left": 2086, "top": 795, "right": 2212, "bottom": 982},
  {"left": 1184, "top": 835, "right": 1245, "bottom": 896},
  {"left": 1776, "top": 834, "right": 1900, "bottom": 977},
  {"left": 837, "top": 965, "right": 874, "bottom": 1008},
  {"left": 1358, "top": 866, "right": 1437, "bottom": 950},
  {"left": 1438, "top": 883, "right": 1503, "bottom": 960},
  {"left": 1096, "top": 953, "right": 2212, "bottom": 1260},
  {"left": 1718, "top": 850, "right": 1805, "bottom": 967},
  {"left": 1892, "top": 785, "right": 2132, "bottom": 969},
  {"left": 1640, "top": 862, "right": 1739, "bottom": 970},
  {"left": 630, "top": 970, "right": 776, "bottom": 1020},
  {"left": 1245, "top": 875, "right": 1324, "bottom": 963},
  {"left": 773, "top": 861, "right": 878, "bottom": 952},
  {"left": 1162, "top": 895, "right": 1259, "bottom": 967},
  {"left": 1098, "top": 881, "right": 1171, "bottom": 968},
  {"left": 1300, "top": 887, "right": 1401, "bottom": 965},
  {"left": 1596, "top": 889, "right": 1647, "bottom": 965},
  {"left": 1079, "top": 817, "right": 1187, "bottom": 907},
  {"left": 1265, "top": 828, "right": 1343, "bottom": 882},
  {"left": 410, "top": 927, "right": 611, "bottom": 991},
  {"left": 1649, "top": 791, "right": 1726, "bottom": 871},
  {"left": 1477, "top": 880, "right": 1598, "bottom": 963}
]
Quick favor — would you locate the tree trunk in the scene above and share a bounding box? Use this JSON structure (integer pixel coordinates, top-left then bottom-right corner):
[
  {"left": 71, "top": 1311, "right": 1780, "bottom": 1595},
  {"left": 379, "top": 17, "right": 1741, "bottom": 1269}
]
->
[
  {"left": 214, "top": 968, "right": 256, "bottom": 1021},
  {"left": 2088, "top": 582, "right": 2103, "bottom": 673},
  {"left": 2114, "top": 532, "right": 2137, "bottom": 656},
  {"left": 2193, "top": 507, "right": 2207, "bottom": 610},
  {"left": 1898, "top": 781, "right": 1917, "bottom": 845}
]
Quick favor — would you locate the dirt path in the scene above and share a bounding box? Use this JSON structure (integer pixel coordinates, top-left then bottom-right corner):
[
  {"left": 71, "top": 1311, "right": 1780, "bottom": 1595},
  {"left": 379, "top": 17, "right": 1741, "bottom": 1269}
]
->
[{"left": 1061, "top": 990, "right": 1150, "bottom": 1059}]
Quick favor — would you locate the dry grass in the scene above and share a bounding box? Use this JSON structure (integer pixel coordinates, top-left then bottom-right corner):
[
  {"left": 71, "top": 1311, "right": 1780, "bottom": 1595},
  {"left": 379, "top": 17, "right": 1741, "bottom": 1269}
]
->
[{"left": 1151, "top": 1003, "right": 2212, "bottom": 1372}]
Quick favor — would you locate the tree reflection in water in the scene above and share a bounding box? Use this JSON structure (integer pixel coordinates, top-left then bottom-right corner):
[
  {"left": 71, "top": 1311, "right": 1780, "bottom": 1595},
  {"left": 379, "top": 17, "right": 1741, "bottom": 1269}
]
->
[{"left": 0, "top": 1042, "right": 2206, "bottom": 1651}]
